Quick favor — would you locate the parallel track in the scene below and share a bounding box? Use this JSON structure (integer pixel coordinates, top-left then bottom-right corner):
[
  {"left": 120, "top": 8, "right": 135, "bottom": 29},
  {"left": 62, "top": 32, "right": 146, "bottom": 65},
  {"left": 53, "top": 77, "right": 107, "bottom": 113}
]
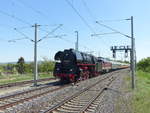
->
[
  {"left": 0, "top": 78, "right": 56, "bottom": 89},
  {"left": 0, "top": 83, "right": 69, "bottom": 110}
]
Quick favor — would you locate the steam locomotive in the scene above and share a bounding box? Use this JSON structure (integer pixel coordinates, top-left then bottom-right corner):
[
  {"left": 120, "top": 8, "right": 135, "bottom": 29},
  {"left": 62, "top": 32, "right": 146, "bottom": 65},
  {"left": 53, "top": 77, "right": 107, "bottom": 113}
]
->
[{"left": 53, "top": 49, "right": 128, "bottom": 83}]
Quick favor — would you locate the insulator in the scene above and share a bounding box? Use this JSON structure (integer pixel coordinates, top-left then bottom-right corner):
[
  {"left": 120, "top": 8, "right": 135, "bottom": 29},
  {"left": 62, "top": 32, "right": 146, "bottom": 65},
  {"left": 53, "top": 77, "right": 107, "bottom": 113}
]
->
[
  {"left": 113, "top": 50, "right": 116, "bottom": 58},
  {"left": 125, "top": 50, "right": 128, "bottom": 58},
  {"left": 113, "top": 53, "right": 116, "bottom": 58},
  {"left": 125, "top": 53, "right": 128, "bottom": 58}
]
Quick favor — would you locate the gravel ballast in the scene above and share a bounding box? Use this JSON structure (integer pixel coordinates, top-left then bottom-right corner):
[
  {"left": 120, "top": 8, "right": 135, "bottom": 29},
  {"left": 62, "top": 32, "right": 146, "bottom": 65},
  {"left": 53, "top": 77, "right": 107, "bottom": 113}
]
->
[
  {"left": 2, "top": 69, "right": 130, "bottom": 113},
  {"left": 92, "top": 69, "right": 132, "bottom": 113}
]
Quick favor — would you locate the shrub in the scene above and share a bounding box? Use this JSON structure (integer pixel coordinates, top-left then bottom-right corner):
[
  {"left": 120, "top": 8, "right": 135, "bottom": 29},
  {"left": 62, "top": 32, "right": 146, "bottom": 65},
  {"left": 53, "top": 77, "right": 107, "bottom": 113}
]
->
[
  {"left": 38, "top": 57, "right": 55, "bottom": 73},
  {"left": 137, "top": 57, "right": 150, "bottom": 72}
]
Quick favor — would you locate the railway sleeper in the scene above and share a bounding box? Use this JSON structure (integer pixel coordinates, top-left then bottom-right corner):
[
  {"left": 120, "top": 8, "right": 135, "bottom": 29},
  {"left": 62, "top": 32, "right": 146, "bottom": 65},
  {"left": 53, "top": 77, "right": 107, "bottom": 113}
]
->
[
  {"left": 64, "top": 102, "right": 86, "bottom": 106},
  {"left": 85, "top": 108, "right": 96, "bottom": 113},
  {"left": 89, "top": 103, "right": 99, "bottom": 108},
  {"left": 8, "top": 98, "right": 21, "bottom": 101},
  {"left": 74, "top": 95, "right": 95, "bottom": 99},
  {"left": 89, "top": 104, "right": 99, "bottom": 109},
  {"left": 0, "top": 100, "right": 16, "bottom": 104},
  {"left": 72, "top": 97, "right": 92, "bottom": 100},
  {"left": 60, "top": 105, "right": 83, "bottom": 110},
  {"left": 69, "top": 102, "right": 88, "bottom": 106},
  {"left": 0, "top": 101, "right": 9, "bottom": 105},
  {"left": 52, "top": 109, "right": 78, "bottom": 113},
  {"left": 55, "top": 107, "right": 80, "bottom": 113},
  {"left": 70, "top": 99, "right": 89, "bottom": 104},
  {"left": 72, "top": 97, "right": 91, "bottom": 100}
]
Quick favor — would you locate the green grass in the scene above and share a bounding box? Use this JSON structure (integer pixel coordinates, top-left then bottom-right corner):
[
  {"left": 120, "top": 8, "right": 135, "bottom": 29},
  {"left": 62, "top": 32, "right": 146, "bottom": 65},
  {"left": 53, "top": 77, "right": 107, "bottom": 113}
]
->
[
  {"left": 132, "top": 70, "right": 150, "bottom": 113},
  {"left": 0, "top": 73, "right": 53, "bottom": 85}
]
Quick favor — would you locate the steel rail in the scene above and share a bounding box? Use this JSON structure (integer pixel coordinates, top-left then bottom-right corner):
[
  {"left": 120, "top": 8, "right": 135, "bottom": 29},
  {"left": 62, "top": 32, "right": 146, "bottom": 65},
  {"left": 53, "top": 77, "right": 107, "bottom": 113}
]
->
[
  {"left": 42, "top": 75, "right": 116, "bottom": 113},
  {"left": 0, "top": 84, "right": 55, "bottom": 101},
  {"left": 0, "top": 70, "right": 120, "bottom": 111},
  {"left": 0, "top": 84, "right": 70, "bottom": 110},
  {"left": 80, "top": 77, "right": 116, "bottom": 112},
  {"left": 0, "top": 78, "right": 56, "bottom": 88}
]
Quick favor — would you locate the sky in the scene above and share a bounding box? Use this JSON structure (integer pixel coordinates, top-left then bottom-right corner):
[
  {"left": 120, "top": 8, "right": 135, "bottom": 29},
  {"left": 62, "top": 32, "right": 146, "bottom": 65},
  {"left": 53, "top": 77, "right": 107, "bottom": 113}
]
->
[{"left": 0, "top": 0, "right": 149, "bottom": 63}]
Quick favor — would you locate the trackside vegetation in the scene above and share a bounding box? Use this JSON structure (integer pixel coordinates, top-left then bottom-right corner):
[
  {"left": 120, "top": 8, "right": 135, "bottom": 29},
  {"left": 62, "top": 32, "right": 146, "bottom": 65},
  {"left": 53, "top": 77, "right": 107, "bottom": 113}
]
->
[
  {"left": 137, "top": 57, "right": 150, "bottom": 72},
  {"left": 0, "top": 57, "right": 55, "bottom": 84},
  {"left": 0, "top": 73, "right": 53, "bottom": 85},
  {"left": 132, "top": 57, "right": 150, "bottom": 113}
]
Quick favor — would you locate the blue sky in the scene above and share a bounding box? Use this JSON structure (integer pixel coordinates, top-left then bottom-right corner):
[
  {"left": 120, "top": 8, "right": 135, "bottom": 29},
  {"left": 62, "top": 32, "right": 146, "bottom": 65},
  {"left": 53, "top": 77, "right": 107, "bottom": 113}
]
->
[{"left": 0, "top": 0, "right": 149, "bottom": 62}]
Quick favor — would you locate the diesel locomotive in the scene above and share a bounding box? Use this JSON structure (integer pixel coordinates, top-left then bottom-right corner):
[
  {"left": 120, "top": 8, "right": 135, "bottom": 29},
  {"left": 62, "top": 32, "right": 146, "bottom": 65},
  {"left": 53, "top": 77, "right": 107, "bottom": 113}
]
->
[{"left": 53, "top": 49, "right": 128, "bottom": 83}]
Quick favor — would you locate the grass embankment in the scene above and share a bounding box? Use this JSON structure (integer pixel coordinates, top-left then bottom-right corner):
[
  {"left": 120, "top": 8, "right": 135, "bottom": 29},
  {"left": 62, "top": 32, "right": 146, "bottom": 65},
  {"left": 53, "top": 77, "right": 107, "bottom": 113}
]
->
[
  {"left": 0, "top": 73, "right": 53, "bottom": 85},
  {"left": 132, "top": 70, "right": 150, "bottom": 113}
]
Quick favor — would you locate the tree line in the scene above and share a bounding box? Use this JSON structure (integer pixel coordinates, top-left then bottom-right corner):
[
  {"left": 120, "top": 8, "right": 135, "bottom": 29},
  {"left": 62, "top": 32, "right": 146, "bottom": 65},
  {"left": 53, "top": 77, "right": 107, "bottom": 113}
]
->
[{"left": 0, "top": 57, "right": 55, "bottom": 75}]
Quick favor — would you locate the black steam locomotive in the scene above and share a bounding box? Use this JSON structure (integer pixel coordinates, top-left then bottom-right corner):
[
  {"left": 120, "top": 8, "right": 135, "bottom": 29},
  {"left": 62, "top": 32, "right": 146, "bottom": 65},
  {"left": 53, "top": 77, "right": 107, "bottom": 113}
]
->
[{"left": 53, "top": 49, "right": 113, "bottom": 83}]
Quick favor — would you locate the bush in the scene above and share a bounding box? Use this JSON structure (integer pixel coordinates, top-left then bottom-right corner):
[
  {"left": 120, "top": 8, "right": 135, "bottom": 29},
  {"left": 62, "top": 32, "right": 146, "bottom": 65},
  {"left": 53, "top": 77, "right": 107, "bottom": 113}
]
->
[
  {"left": 38, "top": 57, "right": 55, "bottom": 73},
  {"left": 25, "top": 63, "right": 34, "bottom": 73},
  {"left": 137, "top": 57, "right": 150, "bottom": 72}
]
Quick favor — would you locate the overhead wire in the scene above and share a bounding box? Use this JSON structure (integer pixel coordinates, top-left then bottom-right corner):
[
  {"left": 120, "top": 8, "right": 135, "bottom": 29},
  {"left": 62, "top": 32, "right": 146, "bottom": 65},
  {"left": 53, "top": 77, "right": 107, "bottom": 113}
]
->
[
  {"left": 65, "top": 0, "right": 131, "bottom": 55},
  {"left": 80, "top": 0, "right": 130, "bottom": 38},
  {"left": 58, "top": 37, "right": 74, "bottom": 44},
  {"left": 1, "top": 1, "right": 56, "bottom": 27},
  {"left": 7, "top": 0, "right": 95, "bottom": 52},
  {"left": 14, "top": 26, "right": 33, "bottom": 30},
  {"left": 0, "top": 10, "right": 31, "bottom": 26},
  {"left": 57, "top": 26, "right": 93, "bottom": 52},
  {"left": 0, "top": 7, "right": 62, "bottom": 42},
  {"left": 38, "top": 24, "right": 63, "bottom": 42},
  {"left": 58, "top": 36, "right": 92, "bottom": 52},
  {"left": 64, "top": 0, "right": 98, "bottom": 53},
  {"left": 1, "top": 0, "right": 95, "bottom": 53},
  {"left": 43, "top": 29, "right": 92, "bottom": 52},
  {"left": 39, "top": 24, "right": 64, "bottom": 34},
  {"left": 96, "top": 21, "right": 131, "bottom": 38},
  {"left": 8, "top": 37, "right": 32, "bottom": 42},
  {"left": 13, "top": 0, "right": 49, "bottom": 19},
  {"left": 80, "top": 0, "right": 116, "bottom": 54},
  {"left": 91, "top": 32, "right": 119, "bottom": 37},
  {"left": 81, "top": 0, "right": 96, "bottom": 20},
  {"left": 0, "top": 4, "right": 32, "bottom": 42},
  {"left": 13, "top": 28, "right": 34, "bottom": 42},
  {"left": 0, "top": 0, "right": 69, "bottom": 62},
  {"left": 38, "top": 30, "right": 93, "bottom": 53},
  {"left": 38, "top": 34, "right": 67, "bottom": 42},
  {"left": 58, "top": 37, "right": 92, "bottom": 52},
  {"left": 65, "top": 0, "right": 96, "bottom": 33},
  {"left": 0, "top": 9, "right": 62, "bottom": 43},
  {"left": 98, "top": 19, "right": 130, "bottom": 23}
]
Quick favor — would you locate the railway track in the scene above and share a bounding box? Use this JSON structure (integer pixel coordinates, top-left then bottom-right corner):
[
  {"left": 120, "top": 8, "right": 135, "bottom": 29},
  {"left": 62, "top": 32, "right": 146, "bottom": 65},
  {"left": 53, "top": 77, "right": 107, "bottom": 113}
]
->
[
  {"left": 41, "top": 74, "right": 118, "bottom": 113},
  {"left": 0, "top": 82, "right": 69, "bottom": 110},
  {"left": 0, "top": 78, "right": 56, "bottom": 89},
  {"left": 0, "top": 70, "right": 121, "bottom": 112}
]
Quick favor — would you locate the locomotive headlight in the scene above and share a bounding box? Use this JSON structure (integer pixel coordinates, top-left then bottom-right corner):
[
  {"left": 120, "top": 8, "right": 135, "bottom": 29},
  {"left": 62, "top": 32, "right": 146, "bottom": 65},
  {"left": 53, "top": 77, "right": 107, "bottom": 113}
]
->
[{"left": 70, "top": 69, "right": 73, "bottom": 71}]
